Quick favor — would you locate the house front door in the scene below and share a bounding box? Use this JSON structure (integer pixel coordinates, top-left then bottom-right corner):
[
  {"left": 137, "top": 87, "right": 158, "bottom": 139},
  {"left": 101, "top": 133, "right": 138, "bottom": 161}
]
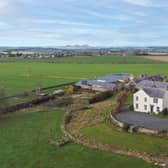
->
[{"left": 150, "top": 105, "right": 154, "bottom": 114}]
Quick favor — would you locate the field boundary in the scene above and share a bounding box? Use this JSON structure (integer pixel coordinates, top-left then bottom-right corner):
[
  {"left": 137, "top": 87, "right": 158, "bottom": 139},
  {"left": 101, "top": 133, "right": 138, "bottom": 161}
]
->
[{"left": 0, "top": 82, "right": 75, "bottom": 100}]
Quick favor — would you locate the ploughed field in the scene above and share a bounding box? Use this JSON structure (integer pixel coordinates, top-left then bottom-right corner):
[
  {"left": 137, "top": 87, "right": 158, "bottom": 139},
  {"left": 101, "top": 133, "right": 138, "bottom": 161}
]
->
[{"left": 146, "top": 56, "right": 168, "bottom": 62}]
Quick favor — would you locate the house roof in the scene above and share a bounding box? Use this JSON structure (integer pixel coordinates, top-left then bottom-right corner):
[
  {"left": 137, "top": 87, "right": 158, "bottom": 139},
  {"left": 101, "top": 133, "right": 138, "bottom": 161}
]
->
[
  {"left": 143, "top": 87, "right": 167, "bottom": 98},
  {"left": 137, "top": 80, "right": 168, "bottom": 89}
]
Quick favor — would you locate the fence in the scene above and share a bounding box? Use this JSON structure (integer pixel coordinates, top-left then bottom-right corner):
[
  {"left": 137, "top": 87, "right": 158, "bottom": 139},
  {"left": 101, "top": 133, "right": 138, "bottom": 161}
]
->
[{"left": 0, "top": 82, "right": 75, "bottom": 101}]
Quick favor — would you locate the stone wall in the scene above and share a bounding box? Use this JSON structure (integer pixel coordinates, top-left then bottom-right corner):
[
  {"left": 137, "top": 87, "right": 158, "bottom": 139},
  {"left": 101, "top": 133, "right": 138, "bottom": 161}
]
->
[{"left": 0, "top": 94, "right": 59, "bottom": 114}]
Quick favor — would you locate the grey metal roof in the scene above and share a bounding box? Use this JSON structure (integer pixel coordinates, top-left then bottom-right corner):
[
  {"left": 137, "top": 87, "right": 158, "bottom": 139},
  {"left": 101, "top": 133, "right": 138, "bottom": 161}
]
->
[
  {"left": 87, "top": 79, "right": 116, "bottom": 88},
  {"left": 137, "top": 80, "right": 168, "bottom": 89},
  {"left": 97, "top": 73, "right": 132, "bottom": 82},
  {"left": 143, "top": 87, "right": 167, "bottom": 98},
  {"left": 76, "top": 73, "right": 132, "bottom": 90}
]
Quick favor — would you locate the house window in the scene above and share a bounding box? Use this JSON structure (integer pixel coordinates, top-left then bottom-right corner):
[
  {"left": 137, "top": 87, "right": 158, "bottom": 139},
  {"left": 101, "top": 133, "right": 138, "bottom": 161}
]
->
[
  {"left": 157, "top": 107, "right": 160, "bottom": 112},
  {"left": 144, "top": 97, "right": 147, "bottom": 102},
  {"left": 153, "top": 98, "right": 158, "bottom": 104},
  {"left": 136, "top": 104, "right": 139, "bottom": 109},
  {"left": 144, "top": 105, "right": 147, "bottom": 110},
  {"left": 136, "top": 96, "right": 139, "bottom": 101}
]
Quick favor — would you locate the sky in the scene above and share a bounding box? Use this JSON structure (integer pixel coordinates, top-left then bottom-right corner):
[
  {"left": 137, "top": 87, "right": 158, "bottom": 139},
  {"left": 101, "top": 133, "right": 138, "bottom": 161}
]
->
[{"left": 0, "top": 0, "right": 168, "bottom": 46}]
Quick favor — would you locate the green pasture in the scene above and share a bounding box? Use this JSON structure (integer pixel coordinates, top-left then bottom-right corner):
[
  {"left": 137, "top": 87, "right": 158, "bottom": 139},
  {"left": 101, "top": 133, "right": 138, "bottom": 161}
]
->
[
  {"left": 0, "top": 62, "right": 167, "bottom": 95},
  {"left": 0, "top": 110, "right": 157, "bottom": 168},
  {"left": 0, "top": 55, "right": 162, "bottom": 64}
]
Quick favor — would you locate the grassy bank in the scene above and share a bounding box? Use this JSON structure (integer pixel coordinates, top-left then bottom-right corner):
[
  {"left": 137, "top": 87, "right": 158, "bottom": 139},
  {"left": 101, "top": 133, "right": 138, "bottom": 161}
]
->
[{"left": 81, "top": 123, "right": 168, "bottom": 155}]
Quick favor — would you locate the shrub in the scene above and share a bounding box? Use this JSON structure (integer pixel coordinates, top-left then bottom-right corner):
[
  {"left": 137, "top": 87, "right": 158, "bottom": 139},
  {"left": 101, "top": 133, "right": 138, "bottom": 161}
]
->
[
  {"left": 162, "top": 108, "right": 168, "bottom": 116},
  {"left": 129, "top": 105, "right": 134, "bottom": 111},
  {"left": 117, "top": 90, "right": 127, "bottom": 104},
  {"left": 89, "top": 90, "right": 114, "bottom": 104}
]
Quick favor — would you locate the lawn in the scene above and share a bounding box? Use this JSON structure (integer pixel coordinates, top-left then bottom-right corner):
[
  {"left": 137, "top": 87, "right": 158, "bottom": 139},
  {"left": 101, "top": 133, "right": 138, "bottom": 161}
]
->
[
  {"left": 0, "top": 110, "right": 157, "bottom": 168},
  {"left": 81, "top": 123, "right": 168, "bottom": 155}
]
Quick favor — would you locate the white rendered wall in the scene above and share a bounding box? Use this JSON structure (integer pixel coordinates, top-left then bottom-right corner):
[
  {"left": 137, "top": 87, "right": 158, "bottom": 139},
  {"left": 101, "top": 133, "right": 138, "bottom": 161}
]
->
[{"left": 133, "top": 90, "right": 164, "bottom": 114}]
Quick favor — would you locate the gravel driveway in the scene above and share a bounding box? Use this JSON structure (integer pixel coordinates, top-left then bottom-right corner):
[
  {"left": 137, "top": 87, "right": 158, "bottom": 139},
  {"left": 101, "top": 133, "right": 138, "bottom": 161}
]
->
[{"left": 116, "top": 111, "right": 168, "bottom": 131}]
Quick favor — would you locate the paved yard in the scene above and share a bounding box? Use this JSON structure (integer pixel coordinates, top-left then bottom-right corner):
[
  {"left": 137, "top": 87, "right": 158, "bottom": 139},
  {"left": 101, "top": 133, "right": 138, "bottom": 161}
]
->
[{"left": 116, "top": 111, "right": 168, "bottom": 131}]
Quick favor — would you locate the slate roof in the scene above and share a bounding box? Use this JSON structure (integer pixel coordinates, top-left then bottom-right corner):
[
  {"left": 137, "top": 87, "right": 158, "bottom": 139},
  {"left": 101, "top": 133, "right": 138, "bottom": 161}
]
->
[
  {"left": 143, "top": 87, "right": 167, "bottom": 98},
  {"left": 137, "top": 80, "right": 168, "bottom": 89}
]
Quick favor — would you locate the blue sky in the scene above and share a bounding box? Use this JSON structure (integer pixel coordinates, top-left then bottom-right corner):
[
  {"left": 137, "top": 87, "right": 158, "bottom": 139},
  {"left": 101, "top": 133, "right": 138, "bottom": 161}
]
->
[{"left": 0, "top": 0, "right": 168, "bottom": 46}]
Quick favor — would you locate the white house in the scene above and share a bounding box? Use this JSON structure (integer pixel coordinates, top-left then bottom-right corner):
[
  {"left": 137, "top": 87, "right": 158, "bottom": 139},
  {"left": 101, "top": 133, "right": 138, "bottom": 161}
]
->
[{"left": 133, "top": 87, "right": 168, "bottom": 114}]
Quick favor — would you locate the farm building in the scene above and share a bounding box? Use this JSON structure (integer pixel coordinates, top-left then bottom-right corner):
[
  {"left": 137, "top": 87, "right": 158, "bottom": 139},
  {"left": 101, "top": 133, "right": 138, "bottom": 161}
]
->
[
  {"left": 134, "top": 74, "right": 166, "bottom": 84},
  {"left": 133, "top": 87, "right": 168, "bottom": 114},
  {"left": 76, "top": 73, "right": 134, "bottom": 91},
  {"left": 136, "top": 80, "right": 168, "bottom": 90}
]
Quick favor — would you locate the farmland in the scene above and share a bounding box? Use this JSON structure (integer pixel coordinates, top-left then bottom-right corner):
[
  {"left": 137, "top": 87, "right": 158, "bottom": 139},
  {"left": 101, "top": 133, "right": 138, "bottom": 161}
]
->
[
  {"left": 145, "top": 56, "right": 168, "bottom": 62},
  {"left": 0, "top": 61, "right": 168, "bottom": 95},
  {"left": 0, "top": 55, "right": 163, "bottom": 64},
  {"left": 0, "top": 56, "right": 167, "bottom": 168}
]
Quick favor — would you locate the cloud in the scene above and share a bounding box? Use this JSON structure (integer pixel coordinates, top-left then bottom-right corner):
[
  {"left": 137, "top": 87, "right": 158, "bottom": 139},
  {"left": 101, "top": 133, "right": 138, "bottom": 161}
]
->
[
  {"left": 82, "top": 10, "right": 133, "bottom": 21},
  {"left": 123, "top": 0, "right": 168, "bottom": 7},
  {"left": 123, "top": 0, "right": 152, "bottom": 6},
  {"left": 0, "top": 0, "right": 19, "bottom": 15},
  {"left": 0, "top": 0, "right": 168, "bottom": 46},
  {"left": 0, "top": 21, "right": 13, "bottom": 29},
  {"left": 0, "top": 0, "right": 10, "bottom": 13},
  {"left": 32, "top": 19, "right": 95, "bottom": 27}
]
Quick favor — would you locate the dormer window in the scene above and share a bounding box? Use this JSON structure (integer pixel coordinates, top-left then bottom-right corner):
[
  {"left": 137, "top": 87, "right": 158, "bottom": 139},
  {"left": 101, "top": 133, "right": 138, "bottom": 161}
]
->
[{"left": 136, "top": 96, "right": 139, "bottom": 101}]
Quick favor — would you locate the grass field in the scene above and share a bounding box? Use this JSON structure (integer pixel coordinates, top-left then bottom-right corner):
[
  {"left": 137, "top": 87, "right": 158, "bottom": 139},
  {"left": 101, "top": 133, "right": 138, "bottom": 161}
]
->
[
  {"left": 0, "top": 55, "right": 163, "bottom": 64},
  {"left": 0, "top": 62, "right": 168, "bottom": 95},
  {"left": 0, "top": 110, "right": 157, "bottom": 168}
]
